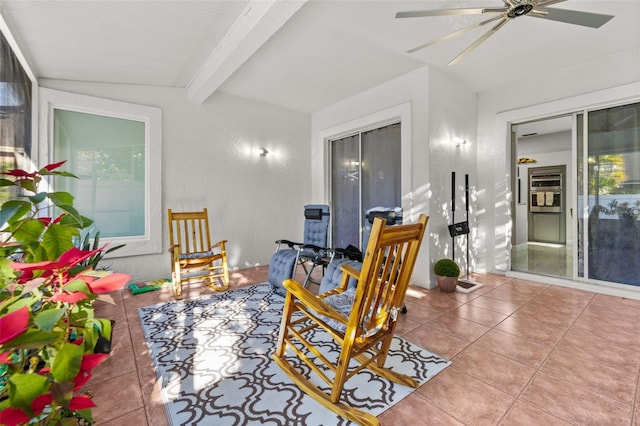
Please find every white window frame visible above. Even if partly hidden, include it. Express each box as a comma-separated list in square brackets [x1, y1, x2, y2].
[38, 88, 162, 257]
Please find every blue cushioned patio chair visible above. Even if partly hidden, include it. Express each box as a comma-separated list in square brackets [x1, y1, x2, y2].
[268, 204, 335, 296]
[362, 206, 403, 250]
[168, 208, 229, 299]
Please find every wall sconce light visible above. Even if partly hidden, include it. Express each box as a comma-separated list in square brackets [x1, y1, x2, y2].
[259, 148, 269, 157]
[456, 139, 468, 147]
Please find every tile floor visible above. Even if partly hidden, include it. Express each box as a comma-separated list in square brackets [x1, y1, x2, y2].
[88, 266, 640, 425]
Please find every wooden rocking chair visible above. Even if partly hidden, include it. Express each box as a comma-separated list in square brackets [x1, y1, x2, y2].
[273, 214, 429, 425]
[167, 208, 229, 299]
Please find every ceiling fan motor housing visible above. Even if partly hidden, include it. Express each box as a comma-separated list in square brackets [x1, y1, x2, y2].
[508, 0, 536, 18]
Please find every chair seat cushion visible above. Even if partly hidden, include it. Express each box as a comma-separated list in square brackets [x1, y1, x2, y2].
[179, 250, 218, 260]
[321, 287, 357, 333]
[268, 249, 299, 297]
[318, 258, 362, 294]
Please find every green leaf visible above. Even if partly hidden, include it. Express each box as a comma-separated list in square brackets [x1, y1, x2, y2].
[0, 200, 32, 229]
[51, 342, 83, 383]
[42, 170, 78, 179]
[1, 328, 59, 350]
[2, 294, 40, 313]
[47, 191, 74, 206]
[8, 372, 50, 413]
[17, 179, 36, 193]
[27, 192, 47, 205]
[41, 224, 79, 260]
[59, 213, 93, 229]
[34, 307, 66, 332]
[54, 205, 85, 227]
[94, 318, 112, 341]
[0, 178, 17, 187]
[12, 219, 45, 246]
[82, 324, 99, 353]
[63, 279, 91, 294]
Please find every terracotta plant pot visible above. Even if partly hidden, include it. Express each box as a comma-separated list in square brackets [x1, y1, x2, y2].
[436, 275, 458, 293]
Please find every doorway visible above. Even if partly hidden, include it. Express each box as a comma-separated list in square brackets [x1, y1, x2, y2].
[511, 115, 573, 279]
[511, 101, 640, 287]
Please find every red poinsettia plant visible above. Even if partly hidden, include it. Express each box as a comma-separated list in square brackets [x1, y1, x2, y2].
[0, 161, 130, 425]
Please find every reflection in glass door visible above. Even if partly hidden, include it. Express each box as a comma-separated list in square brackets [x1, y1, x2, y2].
[578, 102, 640, 286]
[330, 123, 401, 250]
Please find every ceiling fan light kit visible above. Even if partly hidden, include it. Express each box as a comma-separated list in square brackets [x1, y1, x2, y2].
[396, 0, 614, 65]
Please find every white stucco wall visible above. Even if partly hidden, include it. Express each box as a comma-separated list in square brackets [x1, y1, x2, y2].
[38, 79, 311, 282]
[311, 66, 477, 287]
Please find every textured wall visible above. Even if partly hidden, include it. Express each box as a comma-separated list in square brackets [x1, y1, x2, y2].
[312, 66, 478, 287]
[39, 80, 311, 282]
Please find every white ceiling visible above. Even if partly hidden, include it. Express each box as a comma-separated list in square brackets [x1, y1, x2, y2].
[1, 0, 638, 113]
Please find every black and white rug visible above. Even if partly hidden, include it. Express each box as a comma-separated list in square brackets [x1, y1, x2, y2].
[138, 283, 450, 425]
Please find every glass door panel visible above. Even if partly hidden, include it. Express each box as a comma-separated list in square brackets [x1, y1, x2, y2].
[330, 123, 401, 249]
[584, 102, 640, 286]
[331, 134, 360, 249]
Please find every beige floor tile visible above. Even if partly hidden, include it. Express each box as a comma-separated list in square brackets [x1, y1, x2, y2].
[453, 345, 536, 396]
[427, 312, 491, 342]
[482, 285, 542, 304]
[378, 392, 464, 425]
[85, 371, 145, 424]
[494, 315, 567, 346]
[451, 303, 508, 328]
[558, 329, 640, 373]
[403, 298, 449, 323]
[499, 400, 572, 425]
[417, 367, 514, 425]
[521, 372, 632, 425]
[405, 324, 469, 359]
[474, 329, 553, 368]
[96, 407, 148, 426]
[541, 348, 637, 404]
[467, 295, 524, 316]
[90, 344, 138, 384]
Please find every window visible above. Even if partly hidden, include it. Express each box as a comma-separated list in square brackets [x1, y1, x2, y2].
[39, 88, 162, 257]
[0, 29, 32, 204]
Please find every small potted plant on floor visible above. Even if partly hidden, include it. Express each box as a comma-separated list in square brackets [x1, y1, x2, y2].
[433, 258, 460, 293]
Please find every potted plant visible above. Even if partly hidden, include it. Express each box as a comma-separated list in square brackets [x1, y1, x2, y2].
[433, 258, 460, 293]
[0, 161, 130, 425]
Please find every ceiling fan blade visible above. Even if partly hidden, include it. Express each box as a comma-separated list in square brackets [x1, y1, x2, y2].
[449, 17, 511, 65]
[536, 0, 567, 7]
[396, 7, 506, 19]
[407, 15, 504, 53]
[530, 7, 614, 28]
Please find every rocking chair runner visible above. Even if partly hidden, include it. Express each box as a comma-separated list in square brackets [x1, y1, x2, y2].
[167, 208, 229, 299]
[273, 214, 429, 426]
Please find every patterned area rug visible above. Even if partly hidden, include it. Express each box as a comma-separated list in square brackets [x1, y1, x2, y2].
[138, 283, 450, 425]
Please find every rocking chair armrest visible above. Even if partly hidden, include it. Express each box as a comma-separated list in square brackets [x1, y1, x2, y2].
[210, 240, 227, 250]
[169, 244, 181, 255]
[283, 278, 348, 325]
[336, 263, 361, 292]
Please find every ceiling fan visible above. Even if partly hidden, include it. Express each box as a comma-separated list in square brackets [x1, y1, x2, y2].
[396, 0, 614, 65]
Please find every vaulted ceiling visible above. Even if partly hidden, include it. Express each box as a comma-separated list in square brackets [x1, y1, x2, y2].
[1, 0, 638, 113]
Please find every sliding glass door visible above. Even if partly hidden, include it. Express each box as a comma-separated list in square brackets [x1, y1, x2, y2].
[330, 123, 401, 249]
[512, 101, 640, 288]
[577, 102, 640, 286]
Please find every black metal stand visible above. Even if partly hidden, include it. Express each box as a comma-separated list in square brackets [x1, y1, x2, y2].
[448, 172, 483, 293]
